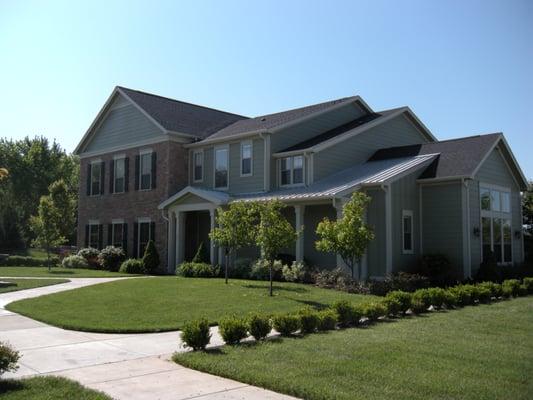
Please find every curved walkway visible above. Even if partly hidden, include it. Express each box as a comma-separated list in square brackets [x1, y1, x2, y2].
[0, 277, 297, 400]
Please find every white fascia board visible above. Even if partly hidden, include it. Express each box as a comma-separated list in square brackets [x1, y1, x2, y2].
[185, 131, 264, 148]
[158, 186, 229, 210]
[78, 136, 188, 159]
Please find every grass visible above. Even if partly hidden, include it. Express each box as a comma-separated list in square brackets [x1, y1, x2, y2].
[175, 297, 533, 400]
[0, 266, 136, 278]
[6, 248, 49, 259]
[6, 277, 372, 333]
[0, 278, 69, 294]
[0, 376, 111, 399]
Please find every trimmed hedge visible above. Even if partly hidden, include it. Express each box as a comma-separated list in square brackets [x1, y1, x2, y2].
[273, 314, 301, 336]
[181, 318, 211, 351]
[176, 262, 220, 278]
[219, 316, 248, 345]
[0, 255, 59, 267]
[248, 314, 272, 340]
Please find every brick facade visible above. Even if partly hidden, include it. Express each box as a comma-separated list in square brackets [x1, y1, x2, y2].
[77, 140, 188, 271]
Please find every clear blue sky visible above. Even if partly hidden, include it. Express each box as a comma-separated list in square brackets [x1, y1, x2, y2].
[1, 0, 532, 179]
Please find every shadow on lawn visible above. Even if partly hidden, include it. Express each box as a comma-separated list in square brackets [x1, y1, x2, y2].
[47, 270, 75, 275]
[0, 379, 24, 395]
[242, 284, 309, 294]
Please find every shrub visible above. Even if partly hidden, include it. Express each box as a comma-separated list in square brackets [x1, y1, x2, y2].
[61, 255, 88, 269]
[181, 318, 211, 351]
[461, 284, 480, 303]
[298, 308, 320, 334]
[385, 291, 412, 315]
[332, 300, 361, 327]
[426, 287, 447, 309]
[382, 296, 402, 316]
[219, 316, 248, 345]
[475, 285, 492, 303]
[503, 279, 521, 297]
[412, 289, 432, 309]
[477, 282, 502, 299]
[518, 284, 528, 296]
[449, 285, 473, 306]
[250, 259, 283, 281]
[2, 255, 59, 267]
[229, 258, 252, 279]
[119, 259, 146, 274]
[142, 240, 160, 274]
[443, 290, 459, 308]
[523, 277, 533, 293]
[316, 309, 337, 331]
[248, 314, 271, 340]
[77, 247, 101, 268]
[176, 262, 219, 278]
[368, 272, 429, 296]
[0, 341, 20, 376]
[501, 285, 513, 299]
[360, 301, 388, 322]
[272, 314, 301, 336]
[314, 268, 368, 294]
[282, 261, 308, 283]
[410, 298, 428, 314]
[98, 246, 126, 272]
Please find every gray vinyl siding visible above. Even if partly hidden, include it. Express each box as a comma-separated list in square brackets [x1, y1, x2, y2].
[365, 189, 386, 277]
[421, 182, 464, 275]
[85, 95, 163, 152]
[469, 148, 523, 272]
[270, 103, 365, 153]
[303, 204, 337, 268]
[313, 114, 430, 182]
[391, 173, 420, 272]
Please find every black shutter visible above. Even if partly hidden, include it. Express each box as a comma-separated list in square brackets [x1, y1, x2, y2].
[85, 224, 89, 247]
[151, 152, 157, 189]
[123, 223, 128, 254]
[124, 157, 129, 192]
[109, 160, 115, 194]
[150, 222, 155, 242]
[134, 155, 140, 190]
[108, 224, 113, 246]
[133, 222, 138, 258]
[98, 224, 103, 249]
[86, 164, 92, 195]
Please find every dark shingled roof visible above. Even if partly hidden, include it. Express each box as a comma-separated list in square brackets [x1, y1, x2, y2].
[118, 87, 247, 138]
[204, 96, 359, 141]
[369, 133, 502, 179]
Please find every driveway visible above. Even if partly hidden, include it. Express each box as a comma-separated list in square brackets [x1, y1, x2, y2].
[0, 277, 297, 400]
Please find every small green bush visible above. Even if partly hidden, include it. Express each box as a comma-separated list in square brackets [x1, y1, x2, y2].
[61, 255, 88, 269]
[250, 259, 283, 281]
[98, 246, 126, 272]
[410, 298, 428, 314]
[316, 309, 337, 331]
[2, 255, 59, 267]
[119, 259, 146, 274]
[181, 318, 211, 351]
[449, 285, 473, 306]
[385, 291, 412, 315]
[443, 290, 459, 308]
[176, 262, 219, 278]
[0, 341, 20, 376]
[502, 285, 513, 299]
[426, 287, 447, 309]
[412, 289, 432, 309]
[332, 300, 361, 327]
[77, 248, 101, 268]
[475, 285, 492, 303]
[382, 296, 402, 316]
[219, 316, 248, 345]
[503, 279, 521, 297]
[477, 282, 502, 299]
[282, 261, 309, 283]
[142, 240, 160, 274]
[361, 301, 388, 322]
[298, 308, 320, 334]
[247, 314, 271, 340]
[523, 277, 533, 293]
[273, 314, 301, 336]
[518, 284, 528, 296]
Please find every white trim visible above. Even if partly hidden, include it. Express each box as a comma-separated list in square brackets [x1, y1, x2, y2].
[137, 217, 152, 223]
[279, 154, 305, 188]
[88, 219, 100, 225]
[171, 202, 215, 213]
[89, 158, 102, 164]
[240, 140, 253, 177]
[192, 149, 204, 183]
[111, 218, 124, 224]
[159, 186, 230, 210]
[78, 136, 188, 159]
[113, 153, 126, 160]
[213, 144, 229, 190]
[139, 148, 153, 155]
[402, 209, 414, 255]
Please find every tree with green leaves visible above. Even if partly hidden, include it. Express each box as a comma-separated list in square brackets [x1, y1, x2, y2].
[254, 200, 298, 296]
[30, 196, 66, 271]
[142, 239, 160, 274]
[48, 179, 77, 244]
[315, 191, 375, 280]
[523, 181, 533, 230]
[210, 201, 257, 284]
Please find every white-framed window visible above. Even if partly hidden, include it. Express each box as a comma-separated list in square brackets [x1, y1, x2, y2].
[280, 155, 304, 186]
[88, 221, 100, 249]
[402, 210, 414, 254]
[111, 219, 125, 248]
[480, 184, 512, 264]
[113, 156, 126, 194]
[193, 150, 203, 182]
[214, 145, 229, 189]
[139, 150, 152, 191]
[90, 160, 102, 196]
[137, 218, 152, 257]
[240, 141, 253, 177]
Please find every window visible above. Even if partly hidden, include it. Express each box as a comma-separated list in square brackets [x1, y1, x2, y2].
[480, 185, 512, 264]
[89, 222, 100, 249]
[193, 151, 203, 182]
[112, 222, 124, 248]
[90, 162, 102, 195]
[240, 141, 252, 176]
[402, 210, 413, 254]
[114, 157, 125, 193]
[138, 220, 151, 256]
[280, 155, 304, 186]
[214, 146, 228, 189]
[140, 152, 152, 190]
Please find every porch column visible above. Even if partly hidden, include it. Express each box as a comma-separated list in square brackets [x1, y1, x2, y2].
[294, 205, 305, 262]
[209, 208, 216, 265]
[167, 211, 176, 273]
[175, 211, 185, 267]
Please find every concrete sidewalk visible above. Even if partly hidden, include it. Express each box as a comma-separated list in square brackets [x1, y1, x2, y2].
[0, 277, 297, 400]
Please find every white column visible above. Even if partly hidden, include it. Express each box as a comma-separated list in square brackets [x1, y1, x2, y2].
[294, 205, 305, 262]
[175, 211, 185, 267]
[167, 211, 176, 273]
[209, 208, 216, 265]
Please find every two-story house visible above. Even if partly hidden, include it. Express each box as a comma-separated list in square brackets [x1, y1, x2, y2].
[75, 86, 528, 279]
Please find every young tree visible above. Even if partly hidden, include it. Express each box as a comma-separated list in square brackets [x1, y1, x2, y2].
[142, 239, 160, 274]
[30, 196, 66, 271]
[48, 179, 77, 243]
[255, 200, 298, 296]
[315, 191, 374, 280]
[209, 201, 257, 284]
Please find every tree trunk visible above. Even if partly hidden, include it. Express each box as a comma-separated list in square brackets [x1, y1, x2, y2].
[224, 250, 229, 284]
[269, 260, 273, 297]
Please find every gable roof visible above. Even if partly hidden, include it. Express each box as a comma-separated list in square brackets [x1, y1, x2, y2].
[369, 133, 528, 189]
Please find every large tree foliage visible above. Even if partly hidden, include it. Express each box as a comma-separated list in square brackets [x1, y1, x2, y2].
[0, 136, 78, 250]
[523, 181, 533, 230]
[315, 191, 374, 280]
[210, 201, 257, 283]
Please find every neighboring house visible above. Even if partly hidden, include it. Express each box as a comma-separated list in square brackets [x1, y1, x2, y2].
[75, 87, 529, 279]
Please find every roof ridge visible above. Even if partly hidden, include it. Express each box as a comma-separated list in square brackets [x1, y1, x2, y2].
[433, 132, 502, 144]
[251, 96, 359, 119]
[117, 86, 248, 119]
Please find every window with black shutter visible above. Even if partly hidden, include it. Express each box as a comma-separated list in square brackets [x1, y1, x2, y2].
[124, 157, 130, 192]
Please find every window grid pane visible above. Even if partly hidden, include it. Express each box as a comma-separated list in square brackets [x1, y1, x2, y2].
[215, 148, 228, 188]
[140, 153, 152, 190]
[113, 223, 123, 248]
[293, 156, 303, 184]
[194, 153, 203, 181]
[91, 163, 101, 195]
[114, 159, 125, 193]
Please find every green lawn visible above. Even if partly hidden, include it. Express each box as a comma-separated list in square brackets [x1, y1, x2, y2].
[0, 266, 136, 278]
[0, 376, 111, 400]
[175, 297, 533, 400]
[6, 277, 372, 333]
[0, 278, 69, 294]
